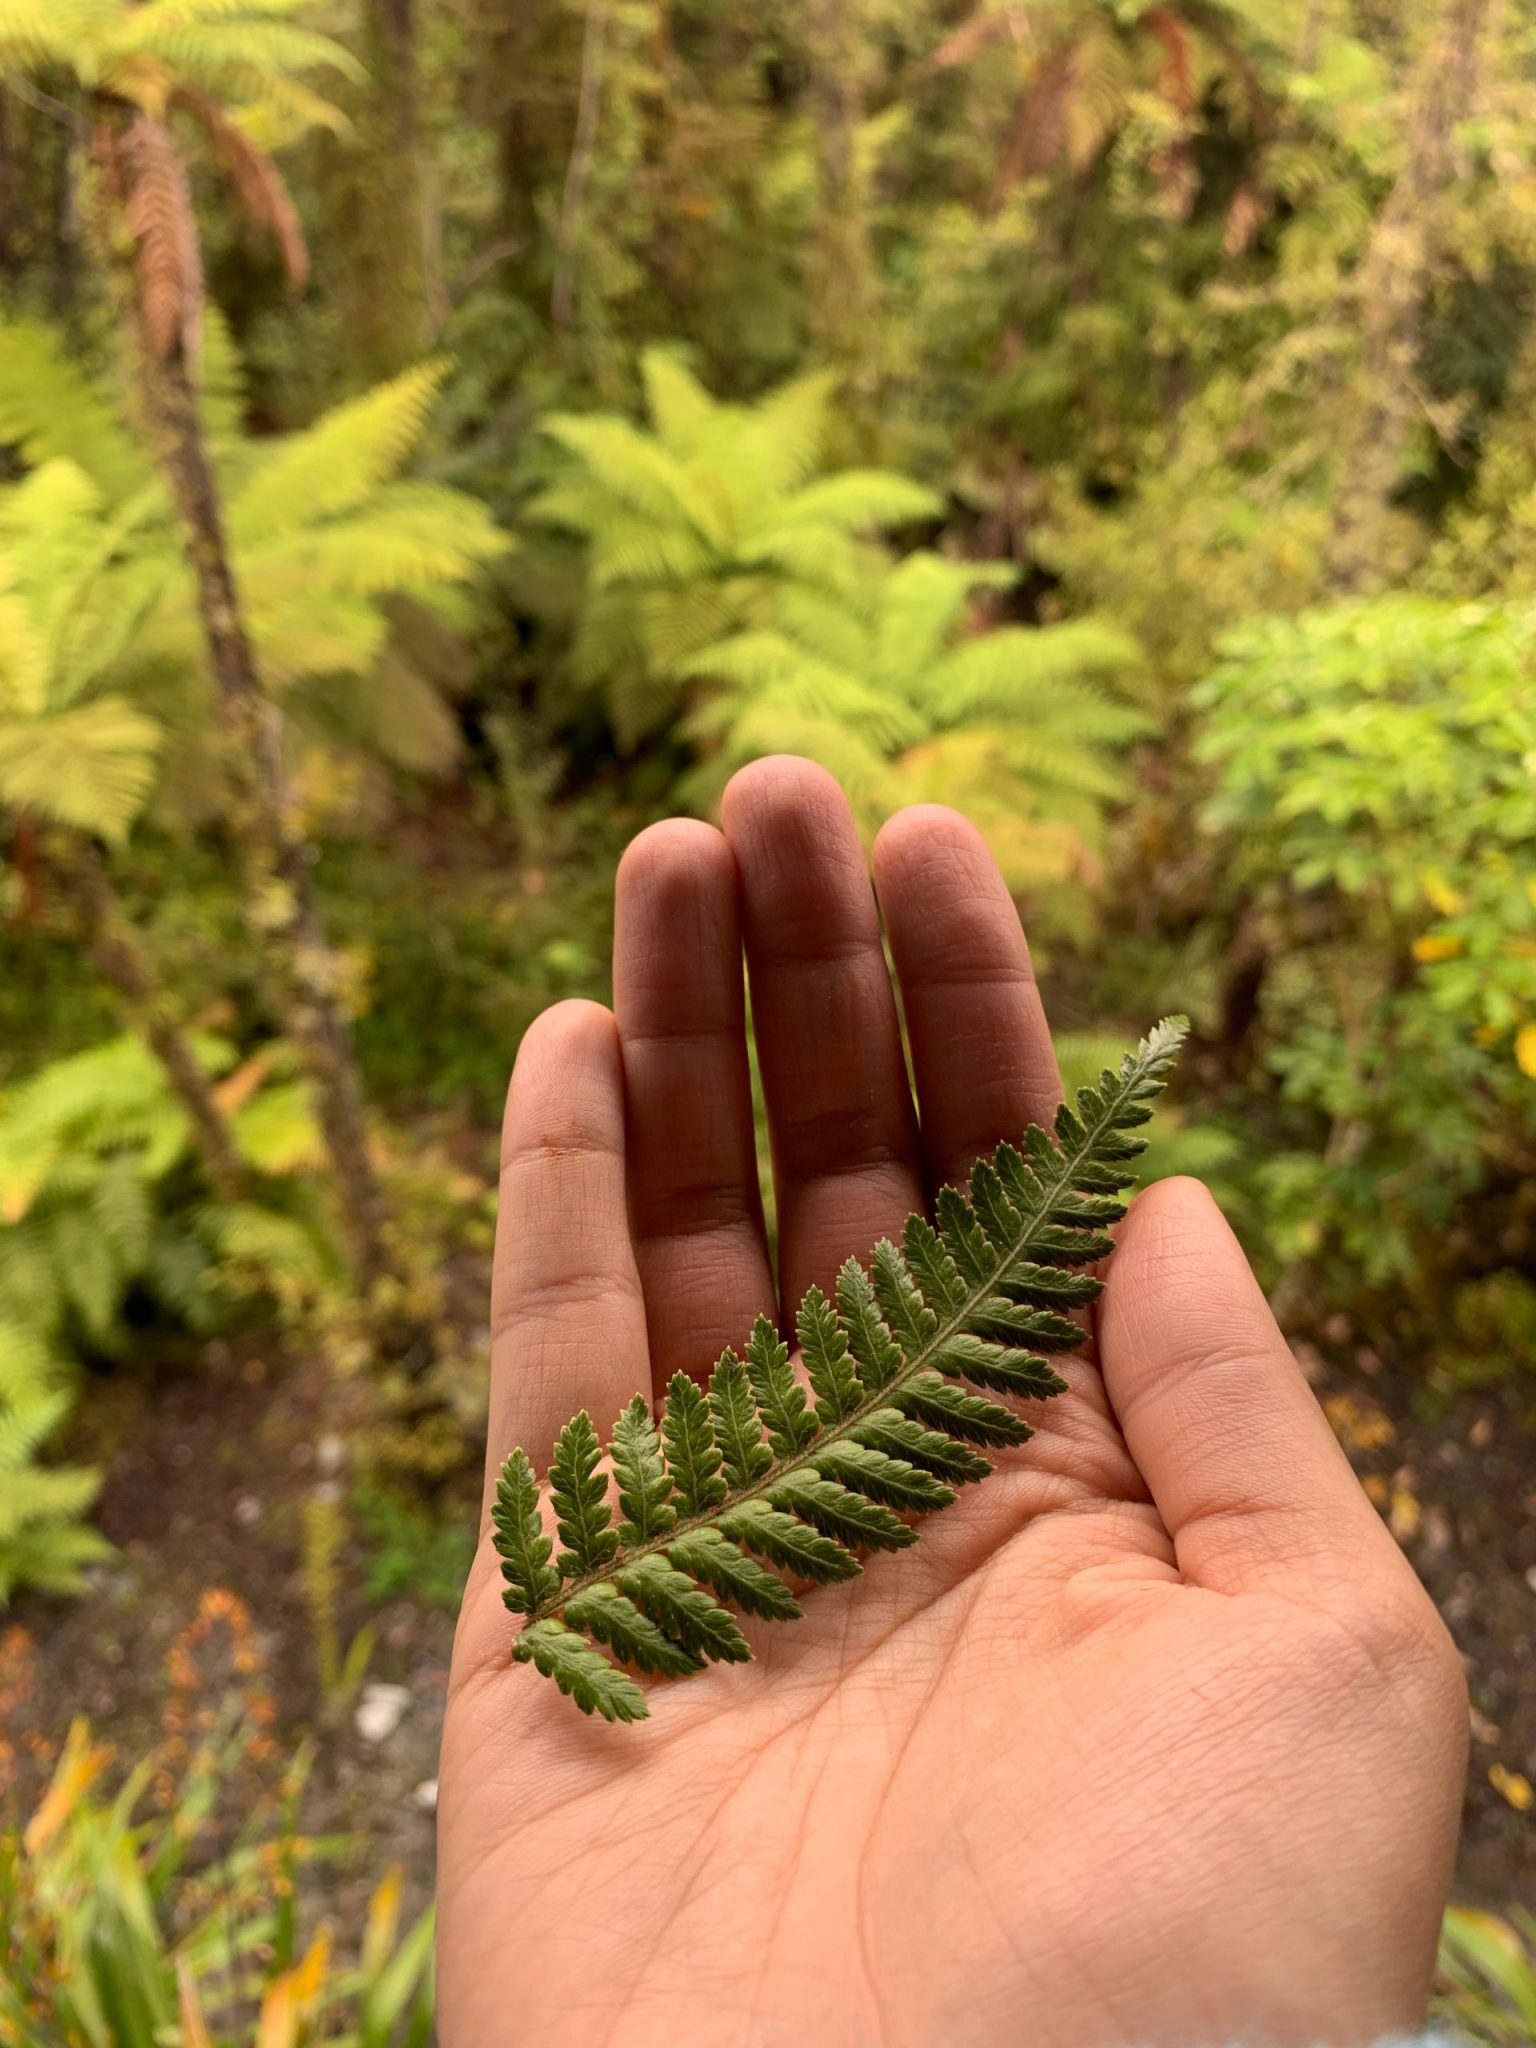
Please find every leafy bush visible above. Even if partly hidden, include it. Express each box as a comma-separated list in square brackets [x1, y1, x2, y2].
[0, 1030, 338, 1605]
[1195, 597, 1536, 1303]
[0, 1032, 332, 1358]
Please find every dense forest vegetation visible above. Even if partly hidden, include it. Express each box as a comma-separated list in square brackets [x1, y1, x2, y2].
[0, 0, 1534, 2036]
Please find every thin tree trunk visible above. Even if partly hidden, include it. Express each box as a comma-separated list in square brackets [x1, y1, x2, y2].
[1327, 0, 1496, 589]
[61, 841, 247, 1203]
[550, 0, 609, 330]
[340, 0, 428, 381]
[136, 341, 396, 1292]
[804, 0, 874, 375]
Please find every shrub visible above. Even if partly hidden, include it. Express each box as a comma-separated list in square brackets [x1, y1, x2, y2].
[1195, 596, 1536, 1309]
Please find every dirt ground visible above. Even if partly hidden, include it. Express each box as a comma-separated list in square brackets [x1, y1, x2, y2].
[11, 1322, 1535, 1943]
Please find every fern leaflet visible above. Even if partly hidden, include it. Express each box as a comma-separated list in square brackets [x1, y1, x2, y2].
[495, 1017, 1187, 1721]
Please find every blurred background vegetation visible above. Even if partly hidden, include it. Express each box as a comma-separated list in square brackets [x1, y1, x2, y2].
[0, 0, 1533, 2036]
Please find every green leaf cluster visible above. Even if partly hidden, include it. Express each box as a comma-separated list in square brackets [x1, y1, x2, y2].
[0, 316, 508, 841]
[495, 1017, 1185, 1721]
[0, 1031, 332, 1361]
[1195, 596, 1536, 1287]
[535, 347, 1149, 896]
[0, 1320, 108, 1603]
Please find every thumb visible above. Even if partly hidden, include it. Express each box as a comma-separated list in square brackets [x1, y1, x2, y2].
[1097, 1177, 1400, 1599]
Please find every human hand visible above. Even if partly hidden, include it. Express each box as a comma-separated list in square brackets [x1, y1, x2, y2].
[438, 757, 1467, 2048]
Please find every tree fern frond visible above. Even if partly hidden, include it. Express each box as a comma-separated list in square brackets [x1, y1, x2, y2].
[639, 350, 719, 461]
[0, 319, 147, 504]
[770, 471, 942, 537]
[924, 622, 1144, 722]
[0, 0, 117, 74]
[0, 696, 161, 840]
[873, 553, 1016, 684]
[0, 1318, 104, 1604]
[228, 361, 449, 542]
[496, 1019, 1188, 1719]
[585, 518, 713, 592]
[731, 522, 866, 597]
[247, 485, 506, 598]
[727, 368, 837, 501]
[541, 414, 727, 547]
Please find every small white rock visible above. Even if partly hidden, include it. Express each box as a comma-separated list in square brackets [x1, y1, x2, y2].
[234, 1495, 263, 1528]
[354, 1682, 412, 1745]
[412, 1776, 438, 1813]
[315, 1432, 347, 1476]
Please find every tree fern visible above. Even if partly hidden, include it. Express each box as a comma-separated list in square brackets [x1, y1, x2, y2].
[531, 345, 937, 746]
[679, 550, 1149, 898]
[495, 1018, 1185, 1721]
[536, 353, 1147, 885]
[0, 320, 507, 789]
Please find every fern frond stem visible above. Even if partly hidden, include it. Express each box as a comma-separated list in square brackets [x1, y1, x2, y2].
[529, 1060, 1137, 1621]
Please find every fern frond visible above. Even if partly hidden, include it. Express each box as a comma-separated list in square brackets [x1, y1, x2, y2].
[497, 1018, 1187, 1720]
[228, 361, 448, 541]
[0, 1319, 105, 1604]
[0, 0, 117, 74]
[0, 319, 147, 504]
[769, 471, 942, 536]
[0, 696, 161, 840]
[541, 414, 727, 547]
[639, 350, 719, 461]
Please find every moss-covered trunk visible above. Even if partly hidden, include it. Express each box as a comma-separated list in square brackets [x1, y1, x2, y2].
[136, 336, 395, 1293]
[60, 841, 248, 1204]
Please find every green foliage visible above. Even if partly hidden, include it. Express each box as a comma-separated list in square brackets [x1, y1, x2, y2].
[536, 349, 1148, 893]
[0, 1322, 109, 1605]
[0, 1708, 435, 2048]
[0, 318, 508, 809]
[0, 0, 359, 134]
[356, 1481, 476, 1610]
[1195, 598, 1536, 1291]
[0, 1031, 332, 1359]
[679, 547, 1149, 897]
[495, 1018, 1185, 1721]
[1437, 1906, 1536, 2047]
[531, 347, 938, 746]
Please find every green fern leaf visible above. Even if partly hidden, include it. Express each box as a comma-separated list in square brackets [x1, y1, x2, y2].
[707, 1350, 774, 1489]
[661, 1371, 727, 1517]
[495, 1018, 1187, 1719]
[511, 1618, 647, 1723]
[562, 1583, 703, 1678]
[796, 1285, 861, 1421]
[492, 1448, 560, 1614]
[549, 1411, 620, 1578]
[611, 1393, 677, 1543]
[615, 1556, 751, 1665]
[744, 1313, 817, 1457]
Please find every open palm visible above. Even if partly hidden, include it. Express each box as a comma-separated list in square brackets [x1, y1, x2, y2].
[439, 757, 1466, 2048]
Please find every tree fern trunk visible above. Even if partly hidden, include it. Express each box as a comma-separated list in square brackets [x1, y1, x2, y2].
[61, 841, 247, 1205]
[320, 0, 429, 382]
[804, 0, 875, 379]
[135, 338, 395, 1294]
[1327, 0, 1496, 589]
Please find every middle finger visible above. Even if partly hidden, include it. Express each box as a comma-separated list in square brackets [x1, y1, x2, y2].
[721, 756, 925, 1314]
